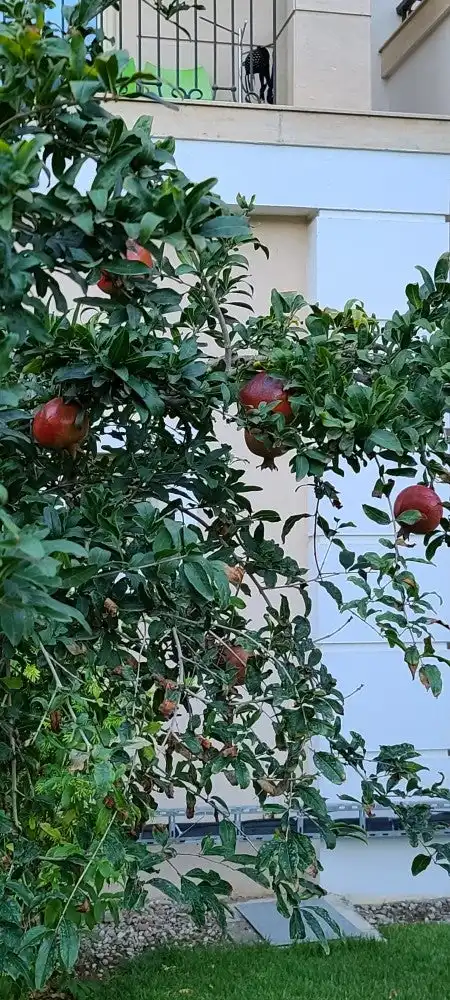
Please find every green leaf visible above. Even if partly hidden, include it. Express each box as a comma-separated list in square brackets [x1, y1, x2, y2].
[313, 751, 346, 785]
[59, 918, 80, 971]
[368, 429, 403, 454]
[419, 664, 442, 698]
[118, 371, 164, 416]
[289, 907, 306, 941]
[282, 513, 309, 542]
[34, 935, 56, 990]
[200, 215, 250, 239]
[411, 853, 432, 876]
[93, 148, 139, 192]
[415, 265, 434, 294]
[182, 560, 214, 601]
[139, 212, 164, 242]
[149, 878, 184, 903]
[219, 819, 237, 856]
[319, 580, 342, 606]
[43, 539, 87, 557]
[397, 509, 422, 525]
[73, 211, 94, 235]
[302, 908, 330, 954]
[70, 80, 100, 104]
[295, 455, 309, 481]
[338, 548, 355, 569]
[362, 504, 391, 525]
[308, 904, 342, 939]
[434, 253, 450, 284]
[20, 925, 51, 951]
[0, 607, 29, 646]
[105, 258, 152, 276]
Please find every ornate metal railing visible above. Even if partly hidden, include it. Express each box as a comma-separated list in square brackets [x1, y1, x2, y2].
[109, 0, 280, 105]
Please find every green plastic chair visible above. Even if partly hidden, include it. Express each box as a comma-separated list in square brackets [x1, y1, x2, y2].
[119, 58, 213, 102]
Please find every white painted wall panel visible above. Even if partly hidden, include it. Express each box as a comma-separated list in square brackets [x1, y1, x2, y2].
[314, 212, 449, 314]
[320, 836, 450, 901]
[171, 140, 450, 217]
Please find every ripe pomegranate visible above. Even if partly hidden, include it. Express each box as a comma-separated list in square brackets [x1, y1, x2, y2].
[98, 242, 152, 297]
[126, 239, 153, 269]
[160, 699, 177, 719]
[239, 371, 292, 421]
[97, 271, 123, 298]
[244, 429, 285, 470]
[220, 645, 249, 686]
[394, 484, 443, 535]
[32, 398, 89, 455]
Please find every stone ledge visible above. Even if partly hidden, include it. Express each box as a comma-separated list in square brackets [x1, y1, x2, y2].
[380, 0, 450, 78]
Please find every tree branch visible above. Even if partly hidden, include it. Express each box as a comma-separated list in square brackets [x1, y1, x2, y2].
[204, 278, 232, 373]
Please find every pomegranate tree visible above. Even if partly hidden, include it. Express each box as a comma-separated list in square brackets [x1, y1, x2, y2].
[1, 2, 450, 993]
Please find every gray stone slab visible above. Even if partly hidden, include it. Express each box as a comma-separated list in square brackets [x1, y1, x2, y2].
[235, 895, 382, 946]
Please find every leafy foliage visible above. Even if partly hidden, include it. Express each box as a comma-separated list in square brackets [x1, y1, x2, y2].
[0, 1, 450, 994]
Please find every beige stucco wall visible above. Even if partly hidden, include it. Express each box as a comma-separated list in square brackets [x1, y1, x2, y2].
[286, 1, 371, 111]
[159, 214, 311, 813]
[379, 0, 450, 115]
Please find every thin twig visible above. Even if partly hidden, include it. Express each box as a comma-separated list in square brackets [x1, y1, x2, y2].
[172, 628, 185, 686]
[344, 683, 364, 701]
[204, 278, 232, 373]
[39, 641, 91, 751]
[6, 663, 19, 829]
[316, 617, 352, 644]
[247, 570, 276, 612]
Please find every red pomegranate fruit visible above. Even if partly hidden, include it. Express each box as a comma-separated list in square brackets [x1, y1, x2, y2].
[97, 272, 122, 298]
[220, 645, 249, 686]
[98, 242, 152, 296]
[393, 484, 443, 535]
[126, 239, 153, 269]
[239, 371, 292, 421]
[160, 699, 177, 719]
[244, 429, 285, 470]
[32, 398, 89, 454]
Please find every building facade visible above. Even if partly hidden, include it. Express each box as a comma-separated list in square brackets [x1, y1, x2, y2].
[99, 1, 450, 900]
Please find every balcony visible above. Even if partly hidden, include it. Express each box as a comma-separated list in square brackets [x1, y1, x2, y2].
[105, 0, 284, 105]
[102, 0, 372, 113]
[378, 0, 450, 115]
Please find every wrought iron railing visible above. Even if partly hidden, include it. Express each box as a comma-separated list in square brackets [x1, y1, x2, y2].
[108, 0, 282, 105]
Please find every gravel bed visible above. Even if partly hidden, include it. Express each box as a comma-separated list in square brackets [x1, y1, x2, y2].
[71, 896, 450, 981]
[77, 900, 224, 979]
[356, 897, 450, 926]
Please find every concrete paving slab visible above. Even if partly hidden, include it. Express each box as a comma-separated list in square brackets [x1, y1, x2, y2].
[235, 894, 382, 945]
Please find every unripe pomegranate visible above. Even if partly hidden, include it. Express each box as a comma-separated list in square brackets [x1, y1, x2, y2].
[220, 645, 249, 686]
[239, 372, 292, 421]
[244, 429, 285, 470]
[394, 484, 443, 535]
[32, 398, 89, 454]
[126, 239, 153, 269]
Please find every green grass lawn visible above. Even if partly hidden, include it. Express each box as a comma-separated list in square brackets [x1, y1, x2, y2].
[87, 924, 450, 1000]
